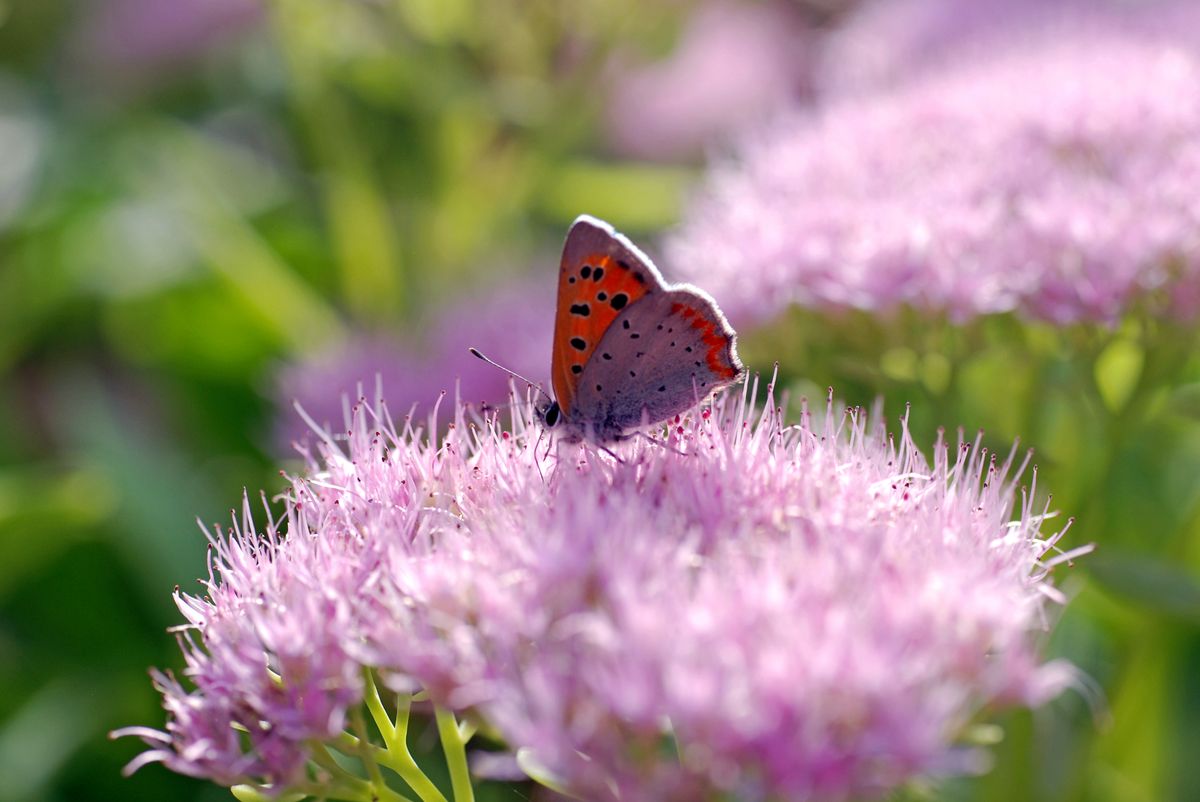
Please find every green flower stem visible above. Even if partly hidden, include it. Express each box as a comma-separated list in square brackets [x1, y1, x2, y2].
[231, 785, 306, 802]
[351, 707, 395, 797]
[310, 742, 412, 802]
[396, 692, 413, 736]
[233, 780, 371, 802]
[358, 671, 452, 802]
[364, 668, 398, 743]
[332, 716, 449, 802]
[380, 725, 451, 800]
[242, 673, 470, 802]
[435, 706, 475, 802]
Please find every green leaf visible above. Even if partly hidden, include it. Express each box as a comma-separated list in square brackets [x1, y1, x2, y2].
[919, 351, 952, 395]
[1094, 337, 1144, 412]
[1087, 552, 1200, 624]
[1166, 383, 1200, 420]
[880, 347, 918, 382]
[0, 465, 115, 597]
[535, 161, 692, 232]
[0, 677, 109, 801]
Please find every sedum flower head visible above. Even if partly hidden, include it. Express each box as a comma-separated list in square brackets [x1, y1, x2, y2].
[120, 381, 1084, 801]
[818, 0, 1200, 94]
[604, 0, 814, 162]
[668, 33, 1200, 327]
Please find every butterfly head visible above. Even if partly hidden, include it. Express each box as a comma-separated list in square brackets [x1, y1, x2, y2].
[535, 397, 621, 444]
[536, 399, 562, 429]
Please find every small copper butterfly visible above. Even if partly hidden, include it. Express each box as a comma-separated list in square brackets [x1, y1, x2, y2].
[474, 215, 744, 444]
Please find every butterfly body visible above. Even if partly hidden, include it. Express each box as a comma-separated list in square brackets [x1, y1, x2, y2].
[542, 216, 743, 444]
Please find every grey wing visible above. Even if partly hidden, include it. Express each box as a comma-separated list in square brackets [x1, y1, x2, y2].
[560, 215, 670, 291]
[573, 288, 745, 433]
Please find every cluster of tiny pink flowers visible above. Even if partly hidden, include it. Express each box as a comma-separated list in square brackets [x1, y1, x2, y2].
[817, 0, 1200, 94]
[121, 381, 1084, 801]
[668, 32, 1200, 327]
[603, 0, 814, 161]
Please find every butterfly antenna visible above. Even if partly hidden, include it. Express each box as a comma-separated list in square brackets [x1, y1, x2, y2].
[468, 348, 552, 402]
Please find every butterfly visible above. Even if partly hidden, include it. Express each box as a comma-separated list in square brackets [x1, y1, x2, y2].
[474, 215, 744, 444]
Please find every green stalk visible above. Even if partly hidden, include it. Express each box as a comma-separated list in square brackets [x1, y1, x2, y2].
[351, 707, 400, 800]
[434, 706, 475, 802]
[234, 778, 382, 802]
[364, 669, 398, 743]
[361, 672, 451, 802]
[309, 743, 410, 802]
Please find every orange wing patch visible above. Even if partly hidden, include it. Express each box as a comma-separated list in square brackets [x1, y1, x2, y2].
[552, 252, 653, 414]
[672, 302, 741, 381]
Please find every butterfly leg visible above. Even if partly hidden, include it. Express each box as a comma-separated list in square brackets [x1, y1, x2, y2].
[631, 431, 689, 457]
[597, 444, 626, 464]
[541, 428, 559, 468]
[531, 428, 548, 484]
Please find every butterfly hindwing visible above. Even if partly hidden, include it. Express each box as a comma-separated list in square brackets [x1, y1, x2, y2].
[551, 216, 663, 416]
[573, 288, 743, 432]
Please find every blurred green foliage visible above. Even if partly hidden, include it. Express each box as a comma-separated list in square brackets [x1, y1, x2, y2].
[1, 1, 1198, 802]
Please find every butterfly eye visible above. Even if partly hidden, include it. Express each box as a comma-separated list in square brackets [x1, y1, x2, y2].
[543, 402, 561, 427]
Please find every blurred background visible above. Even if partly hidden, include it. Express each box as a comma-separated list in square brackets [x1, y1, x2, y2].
[1, 1, 1198, 801]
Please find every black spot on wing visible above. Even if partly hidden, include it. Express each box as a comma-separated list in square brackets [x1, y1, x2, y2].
[570, 303, 590, 317]
[570, 337, 587, 351]
[592, 267, 604, 281]
[571, 365, 583, 375]
[602, 352, 612, 360]
[581, 266, 592, 278]
[598, 292, 608, 301]
[622, 320, 630, 329]
[610, 293, 628, 310]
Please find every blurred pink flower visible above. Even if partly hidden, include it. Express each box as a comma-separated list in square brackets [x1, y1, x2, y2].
[73, 0, 262, 78]
[272, 278, 553, 449]
[669, 34, 1200, 327]
[605, 1, 814, 161]
[123, 380, 1086, 800]
[818, 0, 1200, 94]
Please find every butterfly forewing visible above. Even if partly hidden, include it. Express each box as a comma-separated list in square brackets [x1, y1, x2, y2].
[551, 216, 663, 416]
[573, 289, 744, 432]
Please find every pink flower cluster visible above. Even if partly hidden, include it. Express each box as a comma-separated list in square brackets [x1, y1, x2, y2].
[122, 380, 1084, 800]
[669, 32, 1200, 326]
[818, 0, 1200, 94]
[604, 1, 814, 162]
